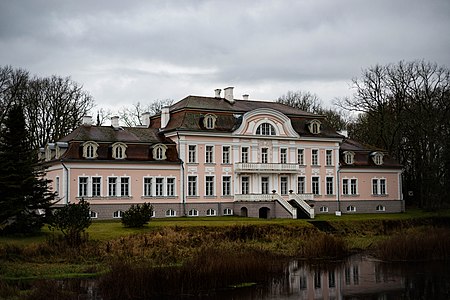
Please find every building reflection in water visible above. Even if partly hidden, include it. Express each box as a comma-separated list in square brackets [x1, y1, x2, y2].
[278, 255, 404, 299]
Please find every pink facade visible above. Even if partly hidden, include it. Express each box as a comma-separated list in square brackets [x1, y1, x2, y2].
[43, 88, 403, 219]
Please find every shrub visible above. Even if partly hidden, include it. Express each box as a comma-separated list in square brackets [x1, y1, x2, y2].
[48, 199, 91, 246]
[121, 203, 153, 228]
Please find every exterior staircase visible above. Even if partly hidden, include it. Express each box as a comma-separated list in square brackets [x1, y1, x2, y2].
[289, 192, 315, 219]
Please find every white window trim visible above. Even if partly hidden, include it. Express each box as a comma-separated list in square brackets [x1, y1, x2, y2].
[78, 176, 89, 197]
[112, 142, 128, 159]
[376, 205, 386, 212]
[280, 148, 288, 164]
[312, 176, 320, 195]
[326, 149, 333, 166]
[297, 176, 306, 194]
[311, 149, 319, 166]
[107, 176, 131, 197]
[222, 145, 231, 164]
[165, 209, 177, 217]
[203, 114, 217, 129]
[223, 208, 233, 216]
[205, 175, 216, 197]
[371, 152, 384, 165]
[308, 119, 322, 134]
[188, 208, 199, 217]
[320, 206, 329, 212]
[342, 177, 359, 196]
[166, 177, 176, 197]
[325, 176, 334, 195]
[297, 148, 305, 165]
[206, 208, 217, 216]
[82, 141, 99, 159]
[346, 205, 356, 212]
[188, 144, 197, 163]
[143, 177, 153, 197]
[222, 175, 232, 196]
[91, 176, 102, 197]
[113, 210, 124, 218]
[187, 175, 198, 197]
[344, 151, 355, 165]
[205, 144, 215, 164]
[89, 211, 98, 219]
[255, 121, 277, 136]
[155, 177, 165, 197]
[372, 177, 387, 196]
[120, 176, 131, 197]
[152, 143, 168, 161]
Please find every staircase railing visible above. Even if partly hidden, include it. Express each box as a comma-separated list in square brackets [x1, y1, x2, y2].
[289, 192, 315, 219]
[272, 193, 297, 219]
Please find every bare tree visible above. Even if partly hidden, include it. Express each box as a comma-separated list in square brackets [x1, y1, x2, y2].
[339, 60, 450, 208]
[117, 99, 173, 127]
[0, 66, 29, 126]
[95, 108, 113, 126]
[277, 90, 323, 113]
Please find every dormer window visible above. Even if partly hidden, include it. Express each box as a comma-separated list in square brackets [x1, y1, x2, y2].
[256, 123, 276, 136]
[55, 145, 60, 159]
[343, 151, 355, 165]
[82, 141, 99, 159]
[203, 114, 217, 129]
[45, 145, 52, 161]
[153, 144, 168, 160]
[308, 119, 321, 134]
[112, 142, 127, 159]
[371, 152, 384, 165]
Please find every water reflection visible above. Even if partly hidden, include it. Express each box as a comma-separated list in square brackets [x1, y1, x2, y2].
[271, 254, 450, 300]
[22, 255, 450, 299]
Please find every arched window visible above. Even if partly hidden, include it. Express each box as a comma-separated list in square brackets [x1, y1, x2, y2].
[165, 209, 176, 217]
[343, 151, 355, 165]
[83, 141, 99, 159]
[188, 209, 199, 216]
[308, 119, 322, 134]
[372, 152, 384, 165]
[319, 206, 329, 212]
[113, 210, 123, 218]
[376, 205, 385, 212]
[206, 208, 216, 216]
[152, 144, 168, 160]
[346, 205, 356, 212]
[223, 208, 233, 215]
[256, 123, 276, 136]
[203, 114, 217, 129]
[112, 142, 127, 159]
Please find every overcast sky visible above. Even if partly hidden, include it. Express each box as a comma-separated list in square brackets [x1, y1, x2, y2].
[1, 0, 449, 112]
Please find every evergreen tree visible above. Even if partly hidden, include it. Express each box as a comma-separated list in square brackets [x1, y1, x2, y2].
[0, 104, 54, 234]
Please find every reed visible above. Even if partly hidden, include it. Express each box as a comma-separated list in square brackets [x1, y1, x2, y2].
[375, 227, 450, 261]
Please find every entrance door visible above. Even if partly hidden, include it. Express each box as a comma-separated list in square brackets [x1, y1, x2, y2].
[259, 207, 270, 219]
[240, 207, 248, 217]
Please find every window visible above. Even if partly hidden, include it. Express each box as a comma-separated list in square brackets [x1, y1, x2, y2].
[372, 178, 387, 195]
[112, 142, 127, 159]
[55, 176, 60, 196]
[326, 177, 333, 195]
[261, 177, 269, 194]
[343, 178, 357, 195]
[155, 178, 164, 196]
[372, 152, 384, 165]
[203, 114, 217, 129]
[113, 210, 123, 218]
[188, 209, 199, 217]
[206, 208, 216, 216]
[205, 145, 214, 163]
[108, 177, 117, 196]
[83, 141, 99, 159]
[256, 123, 276, 135]
[329, 271, 336, 288]
[376, 205, 386, 211]
[314, 271, 321, 289]
[297, 176, 305, 194]
[347, 205, 356, 212]
[188, 145, 196, 163]
[241, 147, 249, 163]
[326, 150, 333, 166]
[312, 149, 319, 165]
[205, 176, 215, 196]
[344, 151, 354, 165]
[79, 177, 88, 197]
[261, 148, 268, 163]
[89, 211, 98, 219]
[241, 176, 249, 194]
[312, 176, 320, 195]
[166, 209, 176, 217]
[297, 149, 304, 165]
[153, 144, 167, 160]
[308, 120, 321, 134]
[222, 146, 230, 164]
[320, 206, 329, 212]
[167, 178, 175, 196]
[280, 176, 288, 195]
[223, 208, 233, 215]
[222, 176, 231, 196]
[144, 178, 152, 197]
[188, 176, 197, 196]
[92, 177, 101, 197]
[353, 265, 359, 285]
[121, 177, 130, 196]
[280, 148, 287, 164]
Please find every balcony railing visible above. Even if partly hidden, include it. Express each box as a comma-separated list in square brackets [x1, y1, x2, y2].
[235, 163, 301, 173]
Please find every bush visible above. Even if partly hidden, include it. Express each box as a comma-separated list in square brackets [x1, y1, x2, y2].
[48, 199, 91, 246]
[121, 203, 153, 228]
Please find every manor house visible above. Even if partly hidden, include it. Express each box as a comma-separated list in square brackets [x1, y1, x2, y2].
[42, 87, 404, 219]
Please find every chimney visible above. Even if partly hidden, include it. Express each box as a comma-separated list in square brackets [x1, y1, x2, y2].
[142, 112, 151, 127]
[111, 116, 120, 128]
[214, 89, 222, 98]
[242, 94, 249, 100]
[338, 130, 348, 138]
[224, 87, 235, 104]
[82, 116, 93, 126]
[161, 107, 170, 128]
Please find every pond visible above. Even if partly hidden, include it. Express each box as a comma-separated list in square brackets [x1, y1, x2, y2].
[22, 254, 450, 299]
